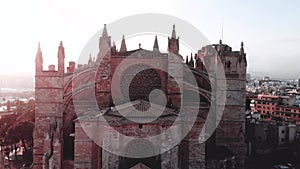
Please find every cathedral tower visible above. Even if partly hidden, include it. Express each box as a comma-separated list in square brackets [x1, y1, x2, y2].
[33, 42, 65, 169]
[198, 40, 247, 168]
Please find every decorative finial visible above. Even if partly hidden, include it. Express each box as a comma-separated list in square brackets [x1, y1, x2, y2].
[120, 35, 127, 52]
[240, 41, 244, 54]
[88, 53, 92, 65]
[102, 24, 108, 36]
[172, 24, 176, 38]
[37, 42, 42, 54]
[139, 43, 141, 49]
[37, 42, 41, 53]
[36, 41, 43, 66]
[185, 55, 189, 64]
[153, 35, 159, 51]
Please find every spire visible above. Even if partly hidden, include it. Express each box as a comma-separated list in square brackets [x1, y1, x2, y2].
[240, 41, 244, 54]
[120, 35, 127, 52]
[185, 55, 189, 64]
[97, 24, 111, 60]
[88, 53, 93, 65]
[38, 42, 41, 51]
[153, 35, 159, 52]
[35, 42, 42, 62]
[168, 25, 179, 54]
[189, 53, 194, 68]
[57, 41, 65, 74]
[58, 41, 65, 58]
[102, 24, 108, 37]
[35, 42, 43, 72]
[172, 24, 176, 38]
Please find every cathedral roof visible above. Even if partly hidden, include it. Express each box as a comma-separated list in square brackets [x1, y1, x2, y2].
[105, 100, 177, 118]
[112, 48, 167, 58]
[75, 100, 178, 125]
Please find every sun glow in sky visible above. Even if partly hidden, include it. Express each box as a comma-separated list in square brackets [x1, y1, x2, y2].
[0, 0, 299, 78]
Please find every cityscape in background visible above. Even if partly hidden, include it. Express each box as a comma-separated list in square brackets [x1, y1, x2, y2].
[0, 1, 299, 169]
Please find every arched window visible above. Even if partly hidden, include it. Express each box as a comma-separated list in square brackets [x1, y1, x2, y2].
[226, 61, 231, 69]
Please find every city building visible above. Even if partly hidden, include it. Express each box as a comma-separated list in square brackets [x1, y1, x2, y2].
[246, 118, 300, 155]
[250, 94, 300, 123]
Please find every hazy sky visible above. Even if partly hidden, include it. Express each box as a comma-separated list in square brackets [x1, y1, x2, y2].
[0, 0, 299, 78]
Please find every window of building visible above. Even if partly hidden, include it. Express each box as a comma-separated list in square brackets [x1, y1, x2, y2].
[226, 61, 231, 69]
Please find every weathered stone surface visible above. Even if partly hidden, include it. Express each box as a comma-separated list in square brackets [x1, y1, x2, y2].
[216, 90, 245, 106]
[34, 27, 247, 168]
[216, 78, 245, 91]
[217, 105, 245, 121]
[161, 146, 179, 169]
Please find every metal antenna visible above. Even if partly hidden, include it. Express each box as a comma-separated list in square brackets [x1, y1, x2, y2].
[221, 18, 224, 40]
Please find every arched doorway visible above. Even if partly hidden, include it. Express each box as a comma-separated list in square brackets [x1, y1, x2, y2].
[119, 139, 161, 169]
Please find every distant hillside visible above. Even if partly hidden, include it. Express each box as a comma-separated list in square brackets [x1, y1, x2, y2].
[248, 70, 300, 80]
[0, 74, 34, 90]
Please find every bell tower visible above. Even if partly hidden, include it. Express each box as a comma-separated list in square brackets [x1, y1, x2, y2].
[198, 41, 247, 168]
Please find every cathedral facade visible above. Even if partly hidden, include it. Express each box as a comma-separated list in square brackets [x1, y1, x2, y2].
[33, 25, 247, 169]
